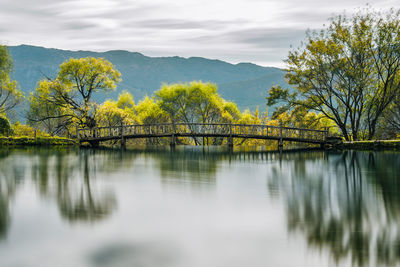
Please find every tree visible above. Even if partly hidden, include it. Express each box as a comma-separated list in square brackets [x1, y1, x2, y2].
[267, 9, 400, 140]
[96, 92, 137, 127]
[135, 96, 168, 124]
[0, 45, 23, 117]
[28, 57, 121, 135]
[383, 94, 400, 137]
[155, 81, 241, 145]
[156, 81, 240, 124]
[364, 10, 400, 139]
[0, 115, 11, 136]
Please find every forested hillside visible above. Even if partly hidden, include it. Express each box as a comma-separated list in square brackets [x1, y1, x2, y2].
[9, 45, 287, 112]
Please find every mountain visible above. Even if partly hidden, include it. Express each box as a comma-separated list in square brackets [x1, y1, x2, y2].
[8, 45, 288, 114]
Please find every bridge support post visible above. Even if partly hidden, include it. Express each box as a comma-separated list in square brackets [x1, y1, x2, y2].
[227, 136, 233, 147]
[76, 125, 79, 140]
[120, 137, 126, 149]
[278, 122, 283, 151]
[119, 122, 126, 149]
[278, 138, 283, 152]
[89, 140, 99, 147]
[170, 134, 176, 147]
[228, 122, 233, 148]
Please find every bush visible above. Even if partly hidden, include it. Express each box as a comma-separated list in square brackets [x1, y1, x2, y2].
[0, 115, 12, 136]
[12, 122, 50, 137]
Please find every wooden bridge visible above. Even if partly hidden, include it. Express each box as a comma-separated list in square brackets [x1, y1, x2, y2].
[77, 123, 340, 149]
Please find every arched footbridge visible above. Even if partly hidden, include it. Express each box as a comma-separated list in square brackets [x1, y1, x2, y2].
[77, 123, 341, 149]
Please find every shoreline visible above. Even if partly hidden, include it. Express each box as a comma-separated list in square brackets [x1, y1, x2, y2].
[0, 136, 77, 146]
[335, 140, 400, 150]
[1, 137, 400, 151]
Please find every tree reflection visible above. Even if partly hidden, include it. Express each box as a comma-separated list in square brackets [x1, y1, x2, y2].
[31, 149, 116, 223]
[58, 151, 116, 222]
[0, 149, 26, 239]
[268, 151, 400, 266]
[0, 151, 14, 238]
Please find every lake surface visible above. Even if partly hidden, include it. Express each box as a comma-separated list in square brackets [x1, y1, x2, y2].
[0, 147, 399, 267]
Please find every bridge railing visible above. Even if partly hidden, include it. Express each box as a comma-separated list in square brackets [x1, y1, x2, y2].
[77, 123, 328, 142]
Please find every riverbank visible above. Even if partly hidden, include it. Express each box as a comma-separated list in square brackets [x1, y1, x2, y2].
[337, 140, 400, 150]
[0, 136, 77, 146]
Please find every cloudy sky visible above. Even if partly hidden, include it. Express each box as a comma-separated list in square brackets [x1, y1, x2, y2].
[0, 0, 398, 67]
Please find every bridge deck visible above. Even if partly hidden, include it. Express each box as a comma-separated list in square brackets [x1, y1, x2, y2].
[77, 123, 329, 145]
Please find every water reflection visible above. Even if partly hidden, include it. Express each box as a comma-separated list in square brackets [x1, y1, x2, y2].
[1, 148, 400, 267]
[31, 149, 117, 223]
[1, 148, 118, 228]
[0, 150, 18, 238]
[89, 242, 177, 267]
[0, 147, 304, 238]
[268, 151, 400, 266]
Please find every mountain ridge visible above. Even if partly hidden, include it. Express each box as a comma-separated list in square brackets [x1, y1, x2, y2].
[8, 44, 288, 114]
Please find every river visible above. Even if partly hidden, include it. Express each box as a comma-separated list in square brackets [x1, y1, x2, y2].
[0, 147, 399, 267]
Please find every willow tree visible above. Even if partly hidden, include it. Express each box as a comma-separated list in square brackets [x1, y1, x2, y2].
[155, 81, 241, 145]
[28, 57, 121, 135]
[267, 9, 400, 140]
[96, 92, 137, 127]
[135, 96, 168, 124]
[0, 45, 23, 117]
[155, 81, 240, 124]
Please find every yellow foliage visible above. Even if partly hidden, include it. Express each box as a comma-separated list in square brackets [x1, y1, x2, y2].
[117, 91, 135, 110]
[156, 81, 241, 124]
[12, 122, 49, 137]
[135, 96, 168, 124]
[96, 98, 137, 127]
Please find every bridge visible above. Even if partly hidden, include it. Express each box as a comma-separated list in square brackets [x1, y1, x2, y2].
[77, 123, 340, 149]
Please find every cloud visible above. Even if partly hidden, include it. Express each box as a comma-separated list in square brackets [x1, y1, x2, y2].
[187, 27, 307, 48]
[133, 19, 239, 30]
[0, 0, 398, 67]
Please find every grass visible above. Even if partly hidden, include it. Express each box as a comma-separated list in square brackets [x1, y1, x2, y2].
[0, 136, 77, 146]
[339, 140, 400, 150]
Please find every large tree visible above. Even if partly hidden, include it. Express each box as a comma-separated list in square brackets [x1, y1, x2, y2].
[364, 11, 400, 139]
[155, 81, 241, 145]
[155, 81, 240, 124]
[0, 45, 22, 117]
[28, 57, 121, 135]
[384, 94, 400, 137]
[267, 9, 400, 140]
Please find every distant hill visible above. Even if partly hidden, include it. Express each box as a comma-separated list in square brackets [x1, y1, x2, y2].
[8, 45, 288, 117]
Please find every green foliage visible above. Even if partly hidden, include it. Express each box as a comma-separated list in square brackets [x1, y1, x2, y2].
[116, 91, 135, 110]
[339, 140, 400, 150]
[266, 85, 292, 108]
[11, 122, 49, 137]
[57, 57, 121, 95]
[0, 136, 76, 146]
[96, 92, 138, 127]
[28, 57, 122, 134]
[384, 94, 400, 137]
[10, 45, 285, 114]
[267, 8, 400, 141]
[155, 81, 240, 124]
[0, 115, 11, 136]
[0, 45, 23, 116]
[135, 96, 168, 124]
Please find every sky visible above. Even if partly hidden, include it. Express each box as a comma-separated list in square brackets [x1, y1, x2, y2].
[0, 0, 398, 67]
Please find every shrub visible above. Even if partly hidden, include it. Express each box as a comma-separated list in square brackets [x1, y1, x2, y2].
[12, 122, 50, 137]
[0, 115, 12, 136]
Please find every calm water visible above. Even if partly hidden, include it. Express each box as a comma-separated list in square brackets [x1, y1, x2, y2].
[0, 147, 399, 267]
